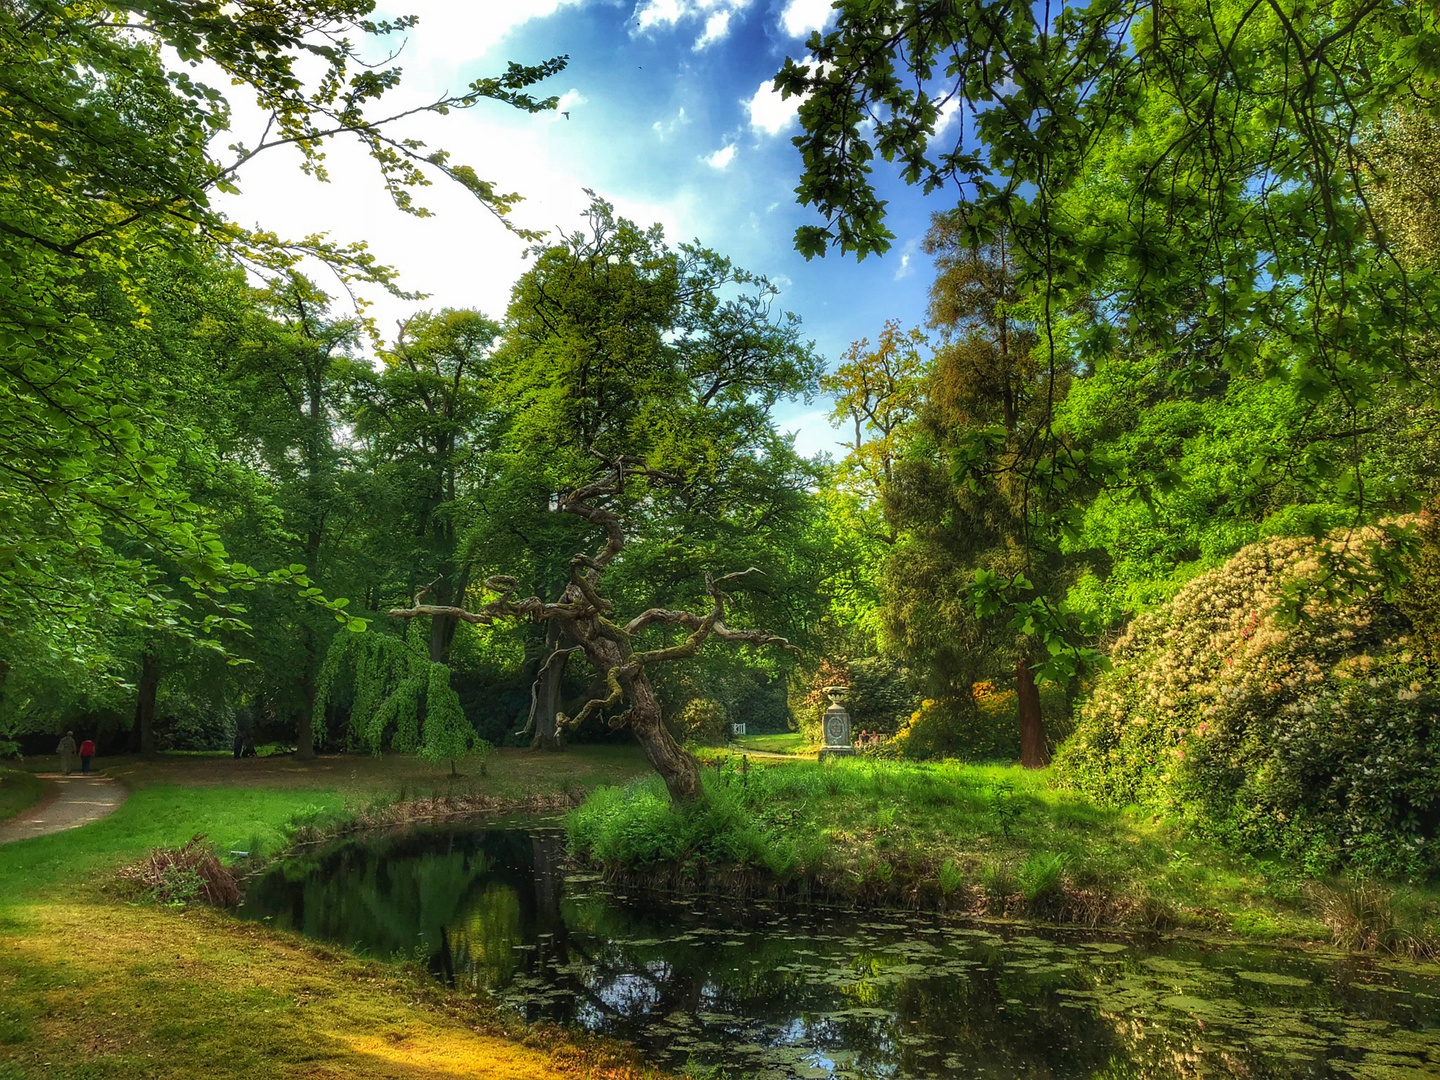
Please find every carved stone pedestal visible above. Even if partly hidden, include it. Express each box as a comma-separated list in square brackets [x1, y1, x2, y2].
[818, 686, 855, 761]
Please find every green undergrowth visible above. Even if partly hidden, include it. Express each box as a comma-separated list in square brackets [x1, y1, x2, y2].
[0, 769, 44, 823]
[566, 757, 1440, 951]
[0, 745, 653, 911]
[729, 732, 814, 755]
[0, 785, 349, 910]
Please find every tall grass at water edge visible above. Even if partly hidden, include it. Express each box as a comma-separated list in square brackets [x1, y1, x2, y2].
[565, 757, 1440, 950]
[566, 757, 1138, 903]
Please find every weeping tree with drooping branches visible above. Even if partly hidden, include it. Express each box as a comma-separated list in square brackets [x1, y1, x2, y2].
[313, 620, 479, 772]
[391, 458, 800, 806]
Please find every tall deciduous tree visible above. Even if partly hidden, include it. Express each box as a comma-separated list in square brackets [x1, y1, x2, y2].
[821, 320, 929, 544]
[778, 0, 1440, 627]
[351, 310, 503, 665]
[224, 276, 366, 758]
[466, 198, 821, 753]
[0, 0, 563, 735]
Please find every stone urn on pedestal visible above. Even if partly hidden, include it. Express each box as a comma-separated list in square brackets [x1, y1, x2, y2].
[818, 686, 855, 761]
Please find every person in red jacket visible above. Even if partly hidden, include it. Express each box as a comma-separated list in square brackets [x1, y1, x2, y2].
[78, 737, 96, 775]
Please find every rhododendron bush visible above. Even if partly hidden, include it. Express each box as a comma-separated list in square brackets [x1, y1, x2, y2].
[1056, 529, 1440, 878]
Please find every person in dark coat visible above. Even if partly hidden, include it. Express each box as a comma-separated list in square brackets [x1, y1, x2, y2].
[233, 706, 256, 759]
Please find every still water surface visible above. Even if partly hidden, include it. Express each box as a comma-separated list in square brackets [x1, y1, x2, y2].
[239, 824, 1440, 1079]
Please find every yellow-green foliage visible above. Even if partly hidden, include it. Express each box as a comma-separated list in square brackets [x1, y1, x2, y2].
[889, 682, 1070, 761]
[1056, 530, 1439, 878]
[1399, 509, 1440, 659]
[672, 697, 728, 746]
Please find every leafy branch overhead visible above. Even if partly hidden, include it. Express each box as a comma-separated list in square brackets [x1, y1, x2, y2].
[0, 0, 564, 666]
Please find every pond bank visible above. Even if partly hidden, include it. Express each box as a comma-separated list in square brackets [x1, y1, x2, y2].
[1, 897, 672, 1080]
[0, 747, 667, 1080]
[566, 757, 1440, 957]
[239, 819, 1440, 1080]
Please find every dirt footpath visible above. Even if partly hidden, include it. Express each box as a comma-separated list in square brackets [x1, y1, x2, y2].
[0, 775, 126, 844]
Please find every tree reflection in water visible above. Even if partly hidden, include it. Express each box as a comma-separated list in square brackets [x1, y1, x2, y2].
[241, 825, 1440, 1079]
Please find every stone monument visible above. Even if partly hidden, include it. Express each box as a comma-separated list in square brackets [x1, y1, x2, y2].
[818, 686, 855, 761]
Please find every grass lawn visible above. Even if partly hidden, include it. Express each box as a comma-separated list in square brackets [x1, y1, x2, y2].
[0, 745, 664, 1080]
[729, 732, 813, 755]
[0, 770, 44, 823]
[569, 756, 1440, 948]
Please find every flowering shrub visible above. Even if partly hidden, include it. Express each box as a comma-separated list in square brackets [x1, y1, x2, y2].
[1055, 529, 1440, 878]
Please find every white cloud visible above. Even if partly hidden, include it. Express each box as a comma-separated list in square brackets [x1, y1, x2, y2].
[546, 88, 588, 122]
[779, 0, 832, 38]
[635, 0, 684, 29]
[393, 0, 588, 64]
[652, 106, 690, 139]
[633, 0, 749, 36]
[746, 77, 799, 136]
[933, 93, 963, 136]
[893, 237, 919, 280]
[215, 70, 691, 342]
[694, 11, 732, 48]
[703, 143, 737, 169]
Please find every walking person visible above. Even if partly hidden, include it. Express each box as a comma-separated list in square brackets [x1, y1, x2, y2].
[78, 736, 96, 775]
[56, 731, 76, 776]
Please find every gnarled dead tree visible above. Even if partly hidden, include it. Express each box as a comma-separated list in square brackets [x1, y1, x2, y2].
[389, 460, 798, 806]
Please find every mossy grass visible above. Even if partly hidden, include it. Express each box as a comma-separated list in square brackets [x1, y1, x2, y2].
[0, 770, 44, 824]
[566, 756, 1440, 951]
[0, 746, 666, 1080]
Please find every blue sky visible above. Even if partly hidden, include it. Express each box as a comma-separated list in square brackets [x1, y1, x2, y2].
[221, 0, 958, 455]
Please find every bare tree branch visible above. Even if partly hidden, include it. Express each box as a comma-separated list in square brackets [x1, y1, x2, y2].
[557, 662, 635, 731]
[389, 462, 797, 806]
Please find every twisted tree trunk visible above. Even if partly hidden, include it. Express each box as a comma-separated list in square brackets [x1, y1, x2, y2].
[388, 459, 795, 807]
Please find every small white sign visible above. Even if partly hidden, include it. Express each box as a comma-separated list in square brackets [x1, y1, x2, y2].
[731, 722, 747, 736]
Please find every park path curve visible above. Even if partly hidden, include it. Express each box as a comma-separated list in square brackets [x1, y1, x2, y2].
[0, 775, 127, 844]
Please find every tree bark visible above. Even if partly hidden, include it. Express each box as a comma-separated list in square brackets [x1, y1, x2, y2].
[1016, 653, 1050, 768]
[626, 670, 702, 805]
[298, 671, 317, 761]
[134, 648, 160, 757]
[529, 620, 568, 752]
[428, 569, 468, 664]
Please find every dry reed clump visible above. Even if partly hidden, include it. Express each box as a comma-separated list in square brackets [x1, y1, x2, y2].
[116, 834, 241, 908]
[1307, 879, 1440, 961]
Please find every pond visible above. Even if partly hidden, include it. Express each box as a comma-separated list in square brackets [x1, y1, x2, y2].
[239, 824, 1440, 1079]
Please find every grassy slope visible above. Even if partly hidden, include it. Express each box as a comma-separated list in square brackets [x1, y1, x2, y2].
[730, 732, 813, 755]
[569, 756, 1439, 945]
[0, 746, 663, 1080]
[0, 771, 43, 823]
